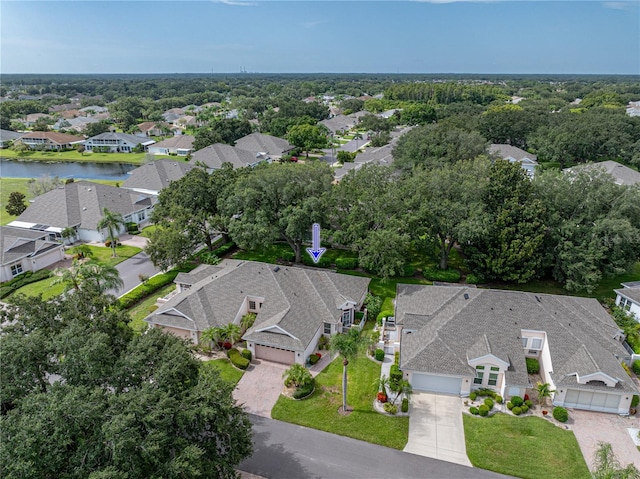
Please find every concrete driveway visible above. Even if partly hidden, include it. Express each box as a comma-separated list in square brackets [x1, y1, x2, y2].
[404, 392, 473, 467]
[570, 409, 640, 470]
[233, 360, 288, 418]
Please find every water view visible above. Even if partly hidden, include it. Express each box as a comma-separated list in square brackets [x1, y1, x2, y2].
[0, 158, 137, 181]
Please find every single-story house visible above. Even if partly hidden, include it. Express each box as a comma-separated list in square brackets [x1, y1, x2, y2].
[191, 143, 269, 170]
[135, 121, 171, 137]
[0, 129, 23, 148]
[52, 116, 100, 132]
[615, 281, 640, 321]
[9, 181, 155, 243]
[145, 260, 371, 364]
[84, 132, 155, 153]
[319, 112, 366, 135]
[122, 159, 199, 196]
[147, 135, 195, 156]
[564, 161, 640, 186]
[234, 132, 294, 160]
[21, 113, 52, 127]
[396, 284, 636, 415]
[20, 132, 85, 151]
[0, 226, 65, 283]
[488, 144, 539, 178]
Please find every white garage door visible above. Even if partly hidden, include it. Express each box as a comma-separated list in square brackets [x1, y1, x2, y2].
[411, 373, 462, 395]
[563, 389, 622, 413]
[255, 345, 295, 364]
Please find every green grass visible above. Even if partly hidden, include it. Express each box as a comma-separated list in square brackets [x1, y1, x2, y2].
[138, 224, 158, 238]
[464, 414, 590, 479]
[202, 359, 244, 387]
[126, 283, 176, 333]
[8, 277, 65, 301]
[82, 245, 142, 266]
[0, 149, 150, 164]
[232, 243, 358, 265]
[271, 355, 409, 449]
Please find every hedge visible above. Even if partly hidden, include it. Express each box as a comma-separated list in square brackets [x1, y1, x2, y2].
[526, 358, 540, 374]
[302, 254, 332, 268]
[228, 348, 250, 370]
[241, 349, 252, 361]
[633, 360, 640, 376]
[335, 257, 358, 270]
[632, 395, 639, 408]
[422, 267, 461, 283]
[0, 270, 53, 299]
[389, 364, 403, 391]
[119, 263, 197, 310]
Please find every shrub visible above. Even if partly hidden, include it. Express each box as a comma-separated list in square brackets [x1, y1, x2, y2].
[280, 250, 295, 262]
[302, 254, 332, 268]
[126, 222, 139, 233]
[512, 406, 522, 416]
[478, 405, 489, 417]
[104, 240, 120, 248]
[553, 407, 569, 423]
[469, 392, 477, 401]
[633, 360, 640, 376]
[374, 349, 385, 361]
[335, 257, 358, 270]
[495, 395, 503, 404]
[521, 404, 529, 414]
[470, 406, 479, 415]
[524, 399, 533, 408]
[293, 380, 315, 400]
[308, 354, 320, 365]
[212, 242, 236, 258]
[394, 351, 399, 365]
[241, 349, 252, 361]
[484, 398, 494, 410]
[422, 267, 461, 283]
[632, 395, 640, 408]
[318, 335, 328, 350]
[148, 304, 158, 313]
[622, 362, 632, 376]
[526, 358, 540, 374]
[0, 270, 53, 299]
[383, 403, 398, 415]
[389, 365, 402, 391]
[402, 265, 415, 277]
[401, 398, 409, 413]
[511, 396, 524, 407]
[228, 348, 250, 370]
[506, 402, 514, 410]
[119, 268, 188, 309]
[466, 274, 480, 285]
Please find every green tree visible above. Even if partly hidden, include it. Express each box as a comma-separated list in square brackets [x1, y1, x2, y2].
[286, 123, 328, 158]
[84, 121, 111, 138]
[224, 162, 333, 263]
[5, 191, 27, 216]
[61, 227, 77, 245]
[220, 323, 242, 346]
[201, 326, 225, 350]
[53, 259, 123, 294]
[330, 328, 372, 413]
[240, 313, 257, 333]
[591, 442, 640, 479]
[97, 208, 126, 257]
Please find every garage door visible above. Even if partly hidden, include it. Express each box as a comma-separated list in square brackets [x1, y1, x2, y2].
[411, 373, 462, 395]
[563, 389, 622, 413]
[255, 345, 295, 364]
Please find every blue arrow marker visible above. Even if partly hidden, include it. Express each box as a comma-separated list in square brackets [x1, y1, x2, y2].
[306, 223, 326, 264]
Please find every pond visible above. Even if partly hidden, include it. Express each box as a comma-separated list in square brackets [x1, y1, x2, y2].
[0, 158, 137, 181]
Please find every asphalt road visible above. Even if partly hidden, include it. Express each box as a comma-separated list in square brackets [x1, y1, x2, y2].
[109, 251, 161, 297]
[239, 415, 512, 479]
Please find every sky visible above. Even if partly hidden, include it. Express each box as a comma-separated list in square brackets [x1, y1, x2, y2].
[1, 1, 639, 75]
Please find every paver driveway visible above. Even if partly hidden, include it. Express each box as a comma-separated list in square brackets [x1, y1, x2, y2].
[404, 392, 473, 467]
[570, 409, 640, 470]
[233, 359, 288, 418]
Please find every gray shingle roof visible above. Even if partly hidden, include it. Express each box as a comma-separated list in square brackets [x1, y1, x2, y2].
[565, 161, 640, 186]
[149, 135, 195, 150]
[191, 143, 265, 169]
[147, 260, 370, 352]
[16, 181, 155, 231]
[0, 129, 23, 142]
[175, 264, 223, 286]
[0, 226, 61, 265]
[615, 285, 640, 304]
[489, 144, 538, 164]
[234, 132, 293, 157]
[122, 159, 198, 194]
[397, 285, 636, 394]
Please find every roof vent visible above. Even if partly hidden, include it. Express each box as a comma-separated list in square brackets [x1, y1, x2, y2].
[273, 266, 280, 272]
[464, 293, 469, 300]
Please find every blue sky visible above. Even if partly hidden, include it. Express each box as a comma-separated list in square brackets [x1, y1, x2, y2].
[1, 1, 638, 74]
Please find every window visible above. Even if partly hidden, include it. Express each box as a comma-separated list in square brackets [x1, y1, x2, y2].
[342, 310, 352, 326]
[620, 297, 632, 312]
[531, 338, 542, 349]
[522, 337, 529, 348]
[474, 366, 485, 385]
[10, 263, 23, 277]
[249, 300, 256, 311]
[324, 323, 331, 334]
[488, 373, 499, 386]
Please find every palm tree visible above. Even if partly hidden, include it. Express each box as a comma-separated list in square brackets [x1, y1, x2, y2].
[61, 227, 76, 245]
[374, 375, 390, 402]
[70, 244, 93, 260]
[536, 382, 555, 406]
[392, 379, 413, 406]
[283, 363, 313, 388]
[591, 442, 640, 479]
[53, 259, 123, 294]
[201, 326, 224, 350]
[240, 313, 257, 334]
[220, 323, 242, 347]
[330, 327, 372, 413]
[97, 208, 126, 257]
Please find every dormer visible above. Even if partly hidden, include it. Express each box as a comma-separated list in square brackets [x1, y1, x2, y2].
[575, 372, 618, 388]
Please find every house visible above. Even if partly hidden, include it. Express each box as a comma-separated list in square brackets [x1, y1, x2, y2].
[8, 181, 155, 243]
[122, 159, 199, 196]
[0, 226, 65, 283]
[0, 129, 23, 148]
[615, 282, 640, 321]
[52, 116, 99, 132]
[145, 260, 371, 364]
[626, 101, 640, 117]
[191, 143, 269, 170]
[147, 135, 195, 156]
[22, 113, 52, 127]
[135, 121, 171, 137]
[84, 132, 155, 153]
[20, 131, 85, 150]
[488, 144, 539, 178]
[234, 132, 294, 159]
[79, 105, 108, 115]
[395, 284, 636, 414]
[320, 112, 367, 135]
[564, 160, 640, 186]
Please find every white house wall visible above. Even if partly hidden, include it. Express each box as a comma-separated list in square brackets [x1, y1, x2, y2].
[303, 325, 324, 364]
[616, 294, 640, 321]
[31, 246, 65, 271]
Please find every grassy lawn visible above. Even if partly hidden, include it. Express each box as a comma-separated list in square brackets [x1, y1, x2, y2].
[271, 355, 409, 450]
[0, 149, 149, 164]
[233, 243, 358, 265]
[464, 414, 590, 479]
[138, 224, 158, 238]
[8, 277, 66, 301]
[202, 359, 244, 387]
[82, 245, 142, 266]
[126, 283, 176, 333]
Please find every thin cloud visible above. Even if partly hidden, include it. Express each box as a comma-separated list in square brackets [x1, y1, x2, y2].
[211, 0, 258, 6]
[603, 1, 637, 10]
